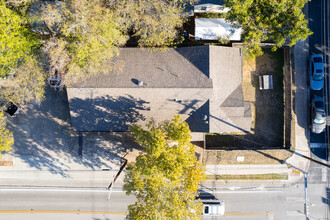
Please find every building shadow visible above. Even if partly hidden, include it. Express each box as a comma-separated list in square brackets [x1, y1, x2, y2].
[206, 48, 285, 150]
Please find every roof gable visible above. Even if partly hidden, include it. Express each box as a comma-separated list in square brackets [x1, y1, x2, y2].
[70, 46, 212, 89]
[67, 46, 251, 133]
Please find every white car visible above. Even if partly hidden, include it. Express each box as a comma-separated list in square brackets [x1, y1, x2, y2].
[309, 54, 324, 90]
[311, 96, 326, 134]
[199, 199, 225, 216]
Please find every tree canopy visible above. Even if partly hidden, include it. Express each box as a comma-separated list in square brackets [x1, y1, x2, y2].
[0, 1, 45, 104]
[0, 1, 38, 78]
[225, 0, 312, 57]
[0, 56, 46, 104]
[0, 112, 14, 155]
[35, 0, 128, 86]
[124, 115, 205, 219]
[62, 0, 128, 85]
[114, 0, 195, 48]
[37, 0, 195, 85]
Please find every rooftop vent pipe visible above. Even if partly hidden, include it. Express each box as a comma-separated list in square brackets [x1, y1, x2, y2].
[202, 114, 208, 121]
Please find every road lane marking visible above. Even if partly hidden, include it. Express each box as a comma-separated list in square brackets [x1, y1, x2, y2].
[286, 197, 305, 202]
[322, 167, 327, 182]
[285, 210, 304, 216]
[0, 210, 127, 215]
[0, 210, 274, 217]
[0, 188, 281, 194]
[206, 190, 281, 194]
[224, 212, 274, 216]
[0, 188, 115, 193]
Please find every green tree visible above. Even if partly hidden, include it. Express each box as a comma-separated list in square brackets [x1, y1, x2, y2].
[0, 1, 45, 104]
[38, 0, 128, 86]
[0, 1, 38, 77]
[0, 56, 46, 104]
[225, 0, 312, 57]
[0, 112, 14, 156]
[113, 0, 195, 48]
[124, 115, 205, 219]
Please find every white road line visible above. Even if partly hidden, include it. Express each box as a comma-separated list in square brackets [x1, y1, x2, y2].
[0, 188, 281, 194]
[285, 211, 304, 216]
[0, 188, 114, 193]
[268, 213, 274, 220]
[286, 197, 305, 203]
[322, 167, 327, 182]
[204, 190, 281, 194]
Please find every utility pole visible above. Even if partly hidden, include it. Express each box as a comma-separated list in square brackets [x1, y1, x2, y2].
[303, 173, 308, 219]
[107, 159, 128, 202]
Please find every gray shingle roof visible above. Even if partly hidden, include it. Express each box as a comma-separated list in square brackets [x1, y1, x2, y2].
[208, 46, 251, 133]
[67, 88, 212, 132]
[71, 47, 212, 89]
[67, 46, 251, 133]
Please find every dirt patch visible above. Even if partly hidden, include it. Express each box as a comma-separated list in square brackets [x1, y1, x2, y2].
[203, 150, 292, 165]
[0, 161, 13, 166]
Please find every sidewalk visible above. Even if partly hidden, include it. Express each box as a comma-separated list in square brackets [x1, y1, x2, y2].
[0, 153, 123, 188]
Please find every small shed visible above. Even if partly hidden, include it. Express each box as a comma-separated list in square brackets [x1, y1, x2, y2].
[259, 75, 274, 90]
[195, 18, 242, 41]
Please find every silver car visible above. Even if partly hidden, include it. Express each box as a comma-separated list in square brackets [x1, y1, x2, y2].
[309, 54, 324, 90]
[311, 96, 326, 134]
[49, 67, 62, 89]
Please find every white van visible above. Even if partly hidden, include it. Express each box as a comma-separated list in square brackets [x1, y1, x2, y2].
[199, 199, 225, 216]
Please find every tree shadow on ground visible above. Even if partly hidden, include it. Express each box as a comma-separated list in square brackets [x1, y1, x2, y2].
[5, 87, 143, 177]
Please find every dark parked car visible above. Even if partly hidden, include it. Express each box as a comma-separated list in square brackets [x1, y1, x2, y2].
[0, 99, 21, 117]
[309, 54, 324, 90]
[311, 96, 326, 134]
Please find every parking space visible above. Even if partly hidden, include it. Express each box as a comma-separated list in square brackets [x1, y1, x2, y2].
[3, 87, 141, 175]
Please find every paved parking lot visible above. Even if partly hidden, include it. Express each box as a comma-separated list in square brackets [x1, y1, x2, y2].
[1, 87, 141, 186]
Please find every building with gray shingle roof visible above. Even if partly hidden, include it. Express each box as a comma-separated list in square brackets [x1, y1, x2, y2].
[67, 46, 251, 135]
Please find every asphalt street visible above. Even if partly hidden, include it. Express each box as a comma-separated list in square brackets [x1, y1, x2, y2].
[0, 185, 327, 220]
[0, 187, 131, 220]
[304, 1, 330, 219]
[308, 0, 329, 160]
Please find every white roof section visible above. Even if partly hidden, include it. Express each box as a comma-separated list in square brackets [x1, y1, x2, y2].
[194, 3, 229, 13]
[195, 18, 242, 41]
